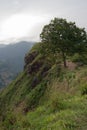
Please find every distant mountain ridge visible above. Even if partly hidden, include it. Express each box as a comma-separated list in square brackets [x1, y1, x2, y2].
[0, 41, 34, 88]
[0, 44, 6, 48]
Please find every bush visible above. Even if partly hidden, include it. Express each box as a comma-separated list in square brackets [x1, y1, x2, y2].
[50, 94, 66, 112]
[21, 117, 31, 128]
[25, 81, 47, 109]
[2, 112, 17, 130]
[72, 53, 87, 65]
[81, 84, 87, 95]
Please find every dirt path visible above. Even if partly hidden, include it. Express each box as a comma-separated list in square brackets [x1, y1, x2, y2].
[66, 61, 77, 70]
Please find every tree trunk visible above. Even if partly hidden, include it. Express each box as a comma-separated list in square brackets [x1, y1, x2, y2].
[62, 52, 67, 68]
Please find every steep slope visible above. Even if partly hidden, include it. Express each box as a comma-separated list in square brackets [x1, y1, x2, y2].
[0, 41, 34, 88]
[0, 42, 87, 130]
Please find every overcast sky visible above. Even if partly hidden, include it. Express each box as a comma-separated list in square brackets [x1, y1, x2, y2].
[0, 0, 87, 44]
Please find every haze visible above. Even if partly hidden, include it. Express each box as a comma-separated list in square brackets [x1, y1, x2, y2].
[0, 0, 87, 44]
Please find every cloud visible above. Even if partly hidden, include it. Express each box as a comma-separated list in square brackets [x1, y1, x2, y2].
[0, 13, 50, 43]
[0, 0, 87, 44]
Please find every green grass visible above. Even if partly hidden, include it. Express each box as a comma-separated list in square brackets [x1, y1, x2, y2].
[0, 43, 87, 129]
[25, 94, 87, 130]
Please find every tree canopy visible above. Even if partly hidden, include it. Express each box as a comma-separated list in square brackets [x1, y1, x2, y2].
[40, 18, 87, 67]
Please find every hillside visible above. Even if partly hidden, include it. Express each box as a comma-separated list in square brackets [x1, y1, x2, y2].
[0, 42, 87, 130]
[0, 41, 34, 88]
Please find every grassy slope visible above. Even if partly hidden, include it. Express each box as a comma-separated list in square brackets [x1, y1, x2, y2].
[0, 43, 87, 130]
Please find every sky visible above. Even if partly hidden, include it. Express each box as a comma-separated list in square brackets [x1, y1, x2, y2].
[0, 0, 87, 44]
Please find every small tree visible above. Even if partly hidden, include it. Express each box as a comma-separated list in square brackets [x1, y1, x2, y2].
[40, 18, 87, 67]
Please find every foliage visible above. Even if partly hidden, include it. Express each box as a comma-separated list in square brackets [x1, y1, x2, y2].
[50, 94, 67, 112]
[1, 112, 17, 130]
[40, 18, 87, 67]
[72, 53, 87, 65]
[1, 22, 87, 129]
[25, 81, 47, 109]
[81, 84, 87, 95]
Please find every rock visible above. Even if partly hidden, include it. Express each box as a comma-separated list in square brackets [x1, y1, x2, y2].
[24, 51, 38, 69]
[28, 60, 43, 75]
[31, 76, 40, 88]
[41, 64, 51, 77]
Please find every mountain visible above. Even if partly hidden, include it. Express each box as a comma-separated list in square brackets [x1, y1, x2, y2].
[0, 41, 34, 88]
[0, 44, 6, 48]
[0, 42, 87, 130]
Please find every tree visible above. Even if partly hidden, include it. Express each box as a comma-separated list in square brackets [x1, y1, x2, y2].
[40, 18, 87, 67]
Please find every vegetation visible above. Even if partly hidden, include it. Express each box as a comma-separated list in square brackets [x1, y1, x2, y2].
[40, 18, 87, 67]
[0, 41, 34, 88]
[0, 18, 87, 129]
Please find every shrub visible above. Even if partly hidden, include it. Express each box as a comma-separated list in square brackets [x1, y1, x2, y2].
[2, 112, 17, 130]
[25, 81, 47, 109]
[50, 94, 66, 112]
[21, 117, 31, 128]
[72, 53, 87, 65]
[81, 84, 87, 95]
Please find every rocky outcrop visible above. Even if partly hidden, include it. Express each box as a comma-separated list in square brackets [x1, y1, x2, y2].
[28, 60, 43, 75]
[24, 51, 38, 68]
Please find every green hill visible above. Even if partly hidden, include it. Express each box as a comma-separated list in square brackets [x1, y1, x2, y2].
[0, 41, 34, 88]
[0, 42, 87, 130]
